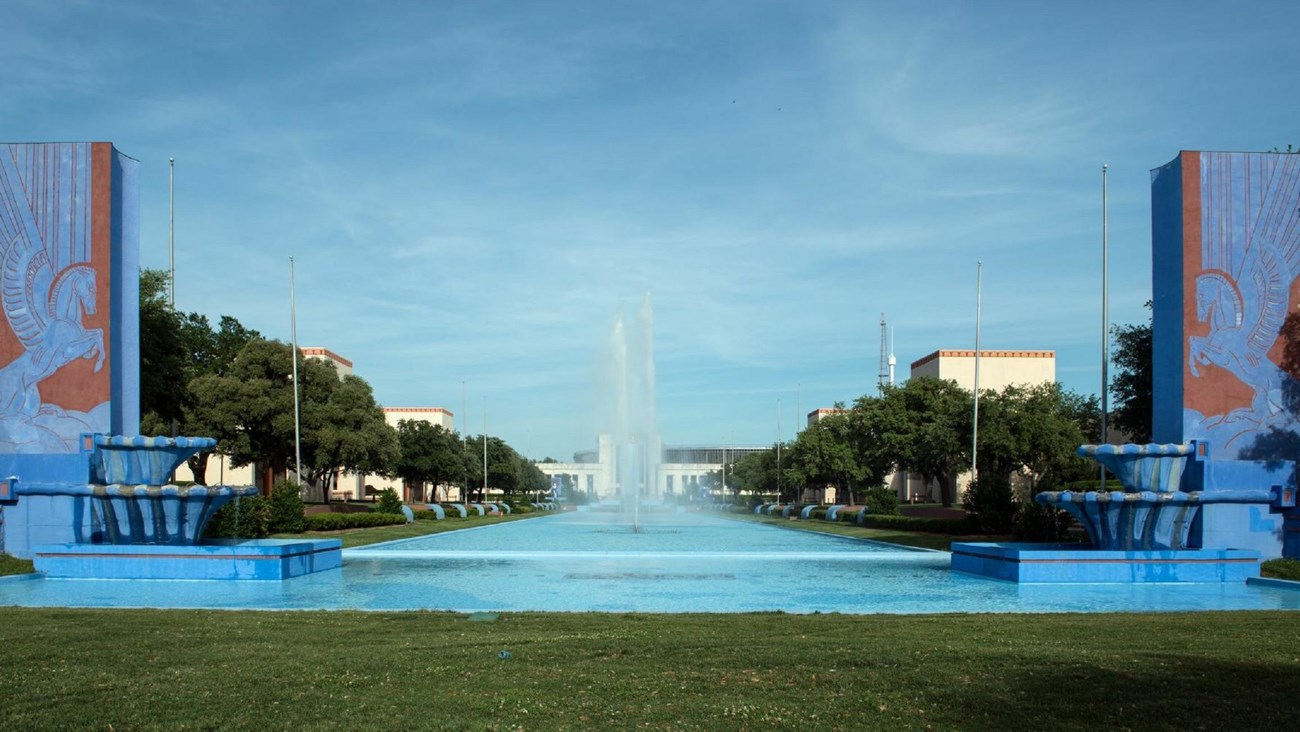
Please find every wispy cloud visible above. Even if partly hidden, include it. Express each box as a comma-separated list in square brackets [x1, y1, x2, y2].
[5, 1, 1296, 457]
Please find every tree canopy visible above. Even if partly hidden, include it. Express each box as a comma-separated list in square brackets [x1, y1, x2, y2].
[1110, 304, 1152, 443]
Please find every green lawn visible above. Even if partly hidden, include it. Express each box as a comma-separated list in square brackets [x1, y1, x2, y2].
[283, 511, 542, 548]
[0, 608, 1296, 730]
[724, 511, 1000, 550]
[3, 511, 1300, 728]
[0, 553, 33, 576]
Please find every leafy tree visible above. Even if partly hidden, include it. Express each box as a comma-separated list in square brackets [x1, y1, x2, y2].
[518, 458, 550, 495]
[972, 383, 1094, 491]
[177, 314, 262, 483]
[138, 270, 186, 428]
[728, 448, 780, 501]
[137, 269, 262, 483]
[971, 385, 1026, 482]
[842, 397, 899, 493]
[303, 374, 398, 499]
[876, 377, 973, 507]
[394, 420, 464, 502]
[786, 414, 865, 503]
[461, 434, 483, 500]
[189, 339, 339, 492]
[1017, 384, 1096, 490]
[1110, 304, 1153, 443]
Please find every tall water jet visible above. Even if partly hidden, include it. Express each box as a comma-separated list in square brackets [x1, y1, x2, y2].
[600, 294, 661, 526]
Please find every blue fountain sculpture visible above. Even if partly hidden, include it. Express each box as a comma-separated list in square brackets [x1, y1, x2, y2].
[86, 435, 259, 544]
[7, 434, 258, 549]
[4, 433, 339, 580]
[1035, 442, 1279, 551]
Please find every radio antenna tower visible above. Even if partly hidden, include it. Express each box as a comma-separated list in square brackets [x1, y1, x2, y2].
[889, 324, 896, 387]
[878, 313, 889, 394]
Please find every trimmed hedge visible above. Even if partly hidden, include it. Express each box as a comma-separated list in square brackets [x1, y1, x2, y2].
[1060, 479, 1125, 492]
[206, 496, 270, 539]
[859, 514, 972, 535]
[305, 512, 407, 531]
[1261, 558, 1300, 582]
[268, 479, 306, 533]
[413, 510, 443, 521]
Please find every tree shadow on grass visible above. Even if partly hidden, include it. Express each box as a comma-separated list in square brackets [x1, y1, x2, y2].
[936, 654, 1298, 730]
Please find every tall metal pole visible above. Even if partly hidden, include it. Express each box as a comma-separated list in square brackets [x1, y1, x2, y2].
[776, 399, 782, 503]
[721, 441, 727, 499]
[461, 380, 468, 501]
[168, 157, 175, 308]
[971, 261, 983, 486]
[290, 256, 303, 493]
[1101, 164, 1110, 486]
[482, 397, 488, 503]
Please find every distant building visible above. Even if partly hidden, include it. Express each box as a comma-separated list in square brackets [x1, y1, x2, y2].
[537, 436, 768, 500]
[354, 407, 457, 503]
[806, 408, 847, 428]
[909, 349, 1055, 392]
[301, 347, 353, 377]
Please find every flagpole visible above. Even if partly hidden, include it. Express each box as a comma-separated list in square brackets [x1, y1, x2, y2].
[168, 157, 175, 308]
[290, 256, 303, 494]
[1101, 164, 1109, 487]
[971, 261, 982, 486]
[482, 397, 488, 503]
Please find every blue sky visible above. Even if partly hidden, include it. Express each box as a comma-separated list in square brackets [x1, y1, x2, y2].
[6, 1, 1300, 460]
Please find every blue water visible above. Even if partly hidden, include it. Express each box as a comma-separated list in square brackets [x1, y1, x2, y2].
[2, 510, 1298, 613]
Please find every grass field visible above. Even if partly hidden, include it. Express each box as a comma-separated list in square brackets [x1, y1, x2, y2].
[723, 511, 994, 550]
[282, 510, 542, 548]
[3, 511, 1300, 728]
[1, 608, 1297, 730]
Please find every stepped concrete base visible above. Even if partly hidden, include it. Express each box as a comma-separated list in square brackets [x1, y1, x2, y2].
[951, 542, 1260, 583]
[32, 538, 342, 580]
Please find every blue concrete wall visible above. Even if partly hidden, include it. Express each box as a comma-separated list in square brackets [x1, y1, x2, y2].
[1153, 152, 1300, 459]
[1150, 153, 1187, 444]
[951, 542, 1261, 583]
[0, 143, 140, 559]
[109, 148, 139, 437]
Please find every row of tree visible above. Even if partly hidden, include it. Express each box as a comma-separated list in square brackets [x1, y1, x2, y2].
[140, 271, 546, 501]
[713, 379, 1100, 507]
[393, 420, 550, 501]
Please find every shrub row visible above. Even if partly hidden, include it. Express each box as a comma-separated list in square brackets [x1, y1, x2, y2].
[859, 514, 972, 535]
[304, 512, 407, 531]
[410, 503, 534, 521]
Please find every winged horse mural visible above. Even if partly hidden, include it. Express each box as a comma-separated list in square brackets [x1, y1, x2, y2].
[1186, 152, 1300, 455]
[0, 143, 108, 453]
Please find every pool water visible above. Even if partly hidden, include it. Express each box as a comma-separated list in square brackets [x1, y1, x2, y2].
[2, 510, 1298, 613]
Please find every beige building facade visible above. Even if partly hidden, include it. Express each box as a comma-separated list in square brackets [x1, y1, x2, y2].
[895, 349, 1057, 502]
[908, 349, 1055, 392]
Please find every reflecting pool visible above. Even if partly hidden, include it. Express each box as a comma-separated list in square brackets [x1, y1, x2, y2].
[2, 511, 1298, 613]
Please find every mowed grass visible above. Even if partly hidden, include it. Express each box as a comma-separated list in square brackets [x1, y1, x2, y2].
[0, 608, 1297, 730]
[724, 511, 987, 551]
[0, 512, 544, 578]
[285, 510, 544, 548]
[0, 553, 34, 576]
